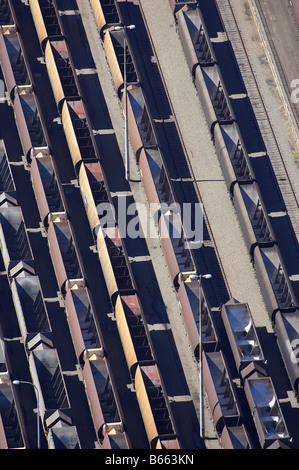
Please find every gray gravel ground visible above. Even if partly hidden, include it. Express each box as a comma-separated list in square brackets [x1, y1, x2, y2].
[139, 0, 270, 330]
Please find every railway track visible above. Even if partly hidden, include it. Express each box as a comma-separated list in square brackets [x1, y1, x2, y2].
[50, 1, 203, 450]
[215, 0, 299, 243]
[137, 0, 233, 304]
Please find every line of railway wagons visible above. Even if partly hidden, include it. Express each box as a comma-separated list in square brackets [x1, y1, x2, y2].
[0, 139, 83, 447]
[0, 0, 130, 449]
[91, 0, 220, 363]
[26, 0, 180, 450]
[0, 139, 31, 449]
[90, 0, 293, 448]
[0, 0, 294, 449]
[0, 2, 134, 450]
[169, 0, 299, 409]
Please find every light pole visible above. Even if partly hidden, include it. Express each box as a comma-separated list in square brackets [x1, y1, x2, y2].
[13, 379, 41, 449]
[187, 273, 212, 440]
[114, 24, 136, 181]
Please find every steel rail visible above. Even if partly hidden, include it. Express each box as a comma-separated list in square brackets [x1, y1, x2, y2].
[252, 0, 299, 141]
